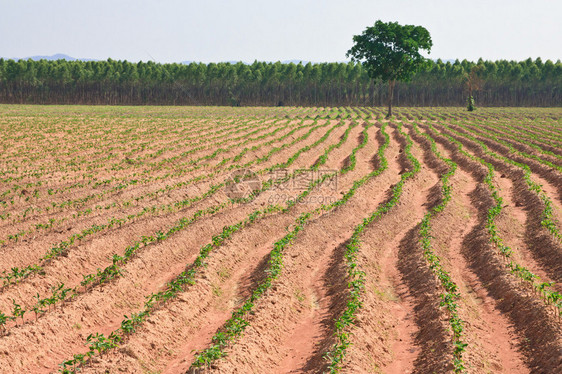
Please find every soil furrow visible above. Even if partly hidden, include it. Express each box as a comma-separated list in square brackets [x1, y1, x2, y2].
[70, 119, 369, 374]
[1, 107, 561, 374]
[385, 124, 452, 373]
[205, 124, 419, 374]
[448, 121, 562, 233]
[0, 119, 304, 242]
[468, 122, 562, 160]
[412, 123, 528, 373]
[447, 122, 562, 201]
[420, 122, 562, 373]
[0, 118, 352, 373]
[0, 118, 261, 221]
[0, 122, 346, 331]
[433, 122, 562, 287]
[0, 120, 336, 289]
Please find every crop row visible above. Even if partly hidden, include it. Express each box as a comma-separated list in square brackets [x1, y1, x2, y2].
[456, 121, 562, 173]
[0, 115, 348, 333]
[0, 116, 300, 243]
[412, 124, 466, 373]
[0, 116, 284, 221]
[427, 124, 562, 320]
[323, 122, 392, 372]
[56, 115, 360, 373]
[465, 120, 562, 158]
[442, 122, 562, 243]
[0, 116, 234, 182]
[190, 121, 378, 369]
[0, 116, 253, 218]
[0, 118, 333, 286]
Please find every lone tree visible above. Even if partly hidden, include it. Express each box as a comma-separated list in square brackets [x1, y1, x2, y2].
[465, 64, 483, 111]
[347, 21, 432, 118]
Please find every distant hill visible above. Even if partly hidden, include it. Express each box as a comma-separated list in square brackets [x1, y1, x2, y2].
[180, 60, 341, 65]
[5, 55, 458, 65]
[8, 54, 98, 62]
[282, 60, 310, 64]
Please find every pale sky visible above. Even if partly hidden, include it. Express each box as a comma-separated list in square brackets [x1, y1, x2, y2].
[1, 0, 561, 63]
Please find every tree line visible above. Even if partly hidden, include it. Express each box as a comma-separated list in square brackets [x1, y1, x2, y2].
[0, 57, 560, 106]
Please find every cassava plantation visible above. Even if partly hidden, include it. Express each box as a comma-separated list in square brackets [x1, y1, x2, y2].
[0, 105, 560, 373]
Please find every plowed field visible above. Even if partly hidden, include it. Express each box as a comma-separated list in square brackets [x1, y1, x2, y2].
[0, 105, 560, 373]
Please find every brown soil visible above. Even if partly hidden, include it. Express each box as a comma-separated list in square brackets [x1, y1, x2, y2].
[343, 143, 439, 373]
[209, 125, 401, 374]
[419, 122, 562, 373]
[77, 122, 383, 374]
[0, 120, 337, 300]
[415, 127, 528, 373]
[0, 120, 348, 373]
[449, 122, 562, 201]
[436, 123, 562, 286]
[0, 107, 561, 374]
[0, 119, 311, 251]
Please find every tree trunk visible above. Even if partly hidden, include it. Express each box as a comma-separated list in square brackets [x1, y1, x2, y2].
[386, 79, 396, 118]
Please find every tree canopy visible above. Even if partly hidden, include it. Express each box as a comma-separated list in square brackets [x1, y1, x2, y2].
[347, 21, 432, 116]
[0, 57, 560, 107]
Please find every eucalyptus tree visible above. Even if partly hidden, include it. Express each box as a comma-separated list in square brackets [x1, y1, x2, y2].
[0, 56, 561, 106]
